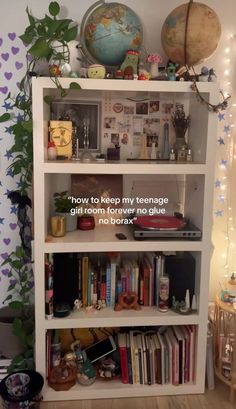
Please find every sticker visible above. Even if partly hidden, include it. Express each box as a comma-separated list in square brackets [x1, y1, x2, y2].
[111, 133, 119, 145]
[121, 133, 128, 145]
[104, 117, 116, 129]
[113, 102, 123, 113]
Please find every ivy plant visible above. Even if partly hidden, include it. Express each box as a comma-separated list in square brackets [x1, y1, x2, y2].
[2, 245, 35, 371]
[0, 1, 79, 371]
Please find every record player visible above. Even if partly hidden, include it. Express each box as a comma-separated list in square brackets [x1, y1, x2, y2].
[131, 213, 202, 240]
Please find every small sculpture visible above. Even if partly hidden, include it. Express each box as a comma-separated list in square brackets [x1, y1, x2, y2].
[88, 64, 106, 79]
[120, 50, 139, 77]
[114, 292, 141, 311]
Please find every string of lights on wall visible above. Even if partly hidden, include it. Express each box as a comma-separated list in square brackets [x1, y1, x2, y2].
[213, 32, 236, 282]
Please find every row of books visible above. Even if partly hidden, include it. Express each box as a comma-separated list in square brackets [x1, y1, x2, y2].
[46, 252, 167, 312]
[118, 325, 197, 386]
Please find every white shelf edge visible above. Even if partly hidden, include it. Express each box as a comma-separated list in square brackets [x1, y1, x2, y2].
[42, 381, 203, 401]
[43, 239, 204, 253]
[43, 307, 199, 330]
[42, 162, 207, 175]
[33, 76, 217, 94]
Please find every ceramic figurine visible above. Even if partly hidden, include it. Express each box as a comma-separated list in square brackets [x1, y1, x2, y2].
[146, 53, 162, 79]
[120, 50, 139, 76]
[208, 68, 217, 82]
[199, 66, 209, 82]
[60, 62, 72, 77]
[167, 64, 177, 81]
[88, 64, 106, 79]
[67, 40, 82, 74]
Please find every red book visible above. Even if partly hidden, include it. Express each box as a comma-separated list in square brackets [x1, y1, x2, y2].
[118, 333, 129, 384]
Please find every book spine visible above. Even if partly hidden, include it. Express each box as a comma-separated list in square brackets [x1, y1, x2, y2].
[82, 255, 89, 306]
[45, 254, 53, 319]
[110, 258, 117, 308]
[119, 346, 129, 384]
[77, 255, 82, 301]
[106, 261, 111, 307]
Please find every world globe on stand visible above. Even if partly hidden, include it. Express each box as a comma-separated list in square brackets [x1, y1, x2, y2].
[161, 2, 221, 67]
[80, 1, 143, 67]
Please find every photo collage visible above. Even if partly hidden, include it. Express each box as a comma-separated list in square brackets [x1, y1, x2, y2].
[101, 96, 188, 160]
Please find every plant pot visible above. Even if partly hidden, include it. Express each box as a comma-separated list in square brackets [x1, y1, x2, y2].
[77, 216, 95, 230]
[56, 212, 77, 232]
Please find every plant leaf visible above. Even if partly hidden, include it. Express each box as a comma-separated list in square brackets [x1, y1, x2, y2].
[0, 113, 11, 123]
[44, 95, 54, 106]
[22, 119, 33, 132]
[28, 38, 51, 58]
[62, 25, 78, 42]
[69, 82, 81, 90]
[49, 1, 60, 17]
[9, 301, 23, 310]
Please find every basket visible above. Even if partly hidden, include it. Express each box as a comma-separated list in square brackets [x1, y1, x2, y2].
[48, 364, 77, 391]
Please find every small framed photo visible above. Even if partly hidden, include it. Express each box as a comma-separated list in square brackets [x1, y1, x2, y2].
[51, 100, 101, 151]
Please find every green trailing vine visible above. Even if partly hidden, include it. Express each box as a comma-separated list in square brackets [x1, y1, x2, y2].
[0, 1, 79, 371]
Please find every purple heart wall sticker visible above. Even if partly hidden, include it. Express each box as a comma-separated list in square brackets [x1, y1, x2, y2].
[0, 87, 8, 94]
[8, 32, 16, 41]
[4, 72, 13, 80]
[1, 253, 9, 260]
[15, 61, 23, 70]
[1, 269, 9, 276]
[11, 46, 19, 55]
[0, 38, 3, 47]
[9, 223, 17, 230]
[1, 53, 9, 61]
[3, 238, 11, 245]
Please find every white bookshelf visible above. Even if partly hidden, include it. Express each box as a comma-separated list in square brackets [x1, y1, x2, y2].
[32, 77, 218, 401]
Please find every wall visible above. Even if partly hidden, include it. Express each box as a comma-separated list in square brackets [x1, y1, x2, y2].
[0, 0, 236, 304]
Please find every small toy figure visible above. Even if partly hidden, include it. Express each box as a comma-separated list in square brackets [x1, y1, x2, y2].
[74, 299, 82, 310]
[208, 68, 217, 82]
[87, 64, 106, 79]
[120, 50, 139, 77]
[49, 64, 61, 77]
[199, 66, 209, 82]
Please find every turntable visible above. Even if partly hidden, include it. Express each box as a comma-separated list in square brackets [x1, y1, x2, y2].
[132, 214, 202, 240]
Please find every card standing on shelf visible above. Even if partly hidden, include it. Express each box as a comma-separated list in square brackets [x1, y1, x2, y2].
[49, 120, 72, 158]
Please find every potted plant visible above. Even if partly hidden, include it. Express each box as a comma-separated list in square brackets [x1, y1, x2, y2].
[53, 191, 77, 232]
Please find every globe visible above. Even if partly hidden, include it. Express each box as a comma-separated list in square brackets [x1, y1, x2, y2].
[161, 2, 221, 67]
[80, 1, 143, 67]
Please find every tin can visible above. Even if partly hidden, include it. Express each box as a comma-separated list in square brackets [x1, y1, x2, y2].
[158, 275, 169, 312]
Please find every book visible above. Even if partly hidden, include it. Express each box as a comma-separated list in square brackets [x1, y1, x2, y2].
[105, 258, 111, 307]
[164, 329, 173, 385]
[126, 334, 133, 384]
[145, 334, 152, 385]
[173, 325, 185, 384]
[141, 333, 148, 385]
[82, 255, 89, 306]
[157, 332, 166, 384]
[110, 254, 119, 308]
[136, 334, 144, 384]
[153, 333, 162, 384]
[166, 327, 179, 385]
[118, 332, 129, 384]
[77, 254, 82, 301]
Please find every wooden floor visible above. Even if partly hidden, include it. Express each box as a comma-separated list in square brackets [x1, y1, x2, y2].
[39, 379, 234, 409]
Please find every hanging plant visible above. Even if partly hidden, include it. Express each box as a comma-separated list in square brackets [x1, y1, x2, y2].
[0, 1, 80, 372]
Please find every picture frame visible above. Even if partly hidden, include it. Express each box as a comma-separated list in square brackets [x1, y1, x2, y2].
[51, 100, 101, 151]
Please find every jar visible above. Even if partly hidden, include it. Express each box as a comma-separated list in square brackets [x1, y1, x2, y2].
[48, 141, 57, 160]
[177, 145, 187, 161]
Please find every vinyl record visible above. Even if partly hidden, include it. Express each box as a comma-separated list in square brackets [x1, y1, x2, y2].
[133, 215, 186, 230]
